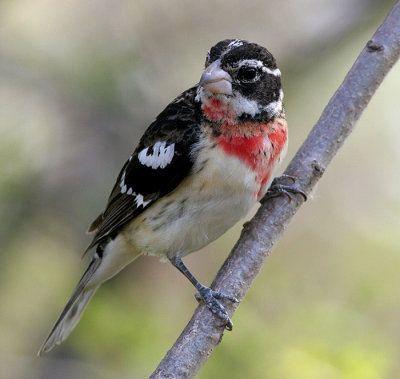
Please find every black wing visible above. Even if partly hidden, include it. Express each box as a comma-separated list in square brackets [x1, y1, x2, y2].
[85, 87, 202, 253]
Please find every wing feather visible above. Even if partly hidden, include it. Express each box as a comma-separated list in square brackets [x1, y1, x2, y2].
[84, 87, 202, 255]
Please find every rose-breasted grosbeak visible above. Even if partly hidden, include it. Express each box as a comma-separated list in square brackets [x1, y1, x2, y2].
[39, 39, 289, 355]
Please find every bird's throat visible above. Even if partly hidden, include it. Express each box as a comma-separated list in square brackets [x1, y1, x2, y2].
[202, 97, 234, 122]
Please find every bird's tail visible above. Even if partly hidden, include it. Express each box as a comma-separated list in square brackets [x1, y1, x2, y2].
[38, 258, 101, 355]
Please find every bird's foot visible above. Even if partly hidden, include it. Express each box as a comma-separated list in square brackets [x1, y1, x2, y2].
[195, 286, 238, 331]
[262, 174, 307, 202]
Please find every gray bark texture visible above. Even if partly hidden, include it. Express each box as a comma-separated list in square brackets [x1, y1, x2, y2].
[151, 2, 400, 378]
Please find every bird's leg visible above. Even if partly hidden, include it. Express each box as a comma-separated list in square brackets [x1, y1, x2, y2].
[262, 174, 307, 202]
[169, 256, 238, 330]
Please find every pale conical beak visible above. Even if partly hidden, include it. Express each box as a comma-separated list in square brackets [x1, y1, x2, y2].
[199, 59, 232, 96]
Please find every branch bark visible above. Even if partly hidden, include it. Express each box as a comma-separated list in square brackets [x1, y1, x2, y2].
[151, 3, 400, 378]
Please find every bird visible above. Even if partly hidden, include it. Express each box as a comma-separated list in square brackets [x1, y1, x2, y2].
[38, 39, 292, 355]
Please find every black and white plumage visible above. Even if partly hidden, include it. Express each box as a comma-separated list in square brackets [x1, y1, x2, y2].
[84, 88, 202, 253]
[39, 39, 289, 354]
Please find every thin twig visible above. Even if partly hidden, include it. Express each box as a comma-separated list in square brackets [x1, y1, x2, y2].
[151, 2, 400, 378]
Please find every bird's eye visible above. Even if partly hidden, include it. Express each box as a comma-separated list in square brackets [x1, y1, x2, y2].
[238, 66, 257, 81]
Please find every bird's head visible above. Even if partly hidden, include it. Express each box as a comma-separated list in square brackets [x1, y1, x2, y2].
[196, 39, 284, 123]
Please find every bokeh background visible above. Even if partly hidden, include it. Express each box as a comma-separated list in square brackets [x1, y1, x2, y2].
[1, 1, 400, 378]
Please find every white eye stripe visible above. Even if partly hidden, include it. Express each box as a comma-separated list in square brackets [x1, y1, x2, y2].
[263, 67, 281, 77]
[138, 141, 175, 169]
[211, 42, 281, 78]
[237, 59, 264, 69]
[234, 59, 281, 77]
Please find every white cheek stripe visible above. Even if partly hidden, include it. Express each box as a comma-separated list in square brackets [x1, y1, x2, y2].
[198, 86, 283, 118]
[229, 93, 260, 117]
[138, 141, 175, 169]
[263, 100, 283, 117]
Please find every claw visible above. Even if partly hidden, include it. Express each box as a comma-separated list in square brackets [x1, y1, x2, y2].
[211, 291, 239, 303]
[169, 256, 238, 330]
[275, 174, 297, 183]
[194, 292, 202, 303]
[195, 290, 238, 304]
[262, 175, 307, 203]
[196, 286, 238, 330]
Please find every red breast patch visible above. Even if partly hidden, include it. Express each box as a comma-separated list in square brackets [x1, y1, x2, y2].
[216, 120, 287, 199]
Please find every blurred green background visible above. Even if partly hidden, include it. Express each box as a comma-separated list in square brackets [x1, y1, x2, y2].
[1, 1, 400, 378]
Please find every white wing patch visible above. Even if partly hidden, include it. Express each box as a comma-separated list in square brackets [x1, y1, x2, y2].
[138, 141, 175, 169]
[134, 193, 150, 208]
[119, 171, 151, 207]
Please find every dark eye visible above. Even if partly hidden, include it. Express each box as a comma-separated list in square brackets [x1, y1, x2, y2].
[238, 66, 257, 81]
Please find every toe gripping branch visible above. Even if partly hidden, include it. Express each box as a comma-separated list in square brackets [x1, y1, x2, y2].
[169, 256, 238, 330]
[262, 174, 307, 203]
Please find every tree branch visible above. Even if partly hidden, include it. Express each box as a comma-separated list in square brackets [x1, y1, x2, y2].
[151, 3, 400, 378]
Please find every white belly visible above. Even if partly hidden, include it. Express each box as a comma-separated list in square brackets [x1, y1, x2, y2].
[122, 142, 260, 258]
